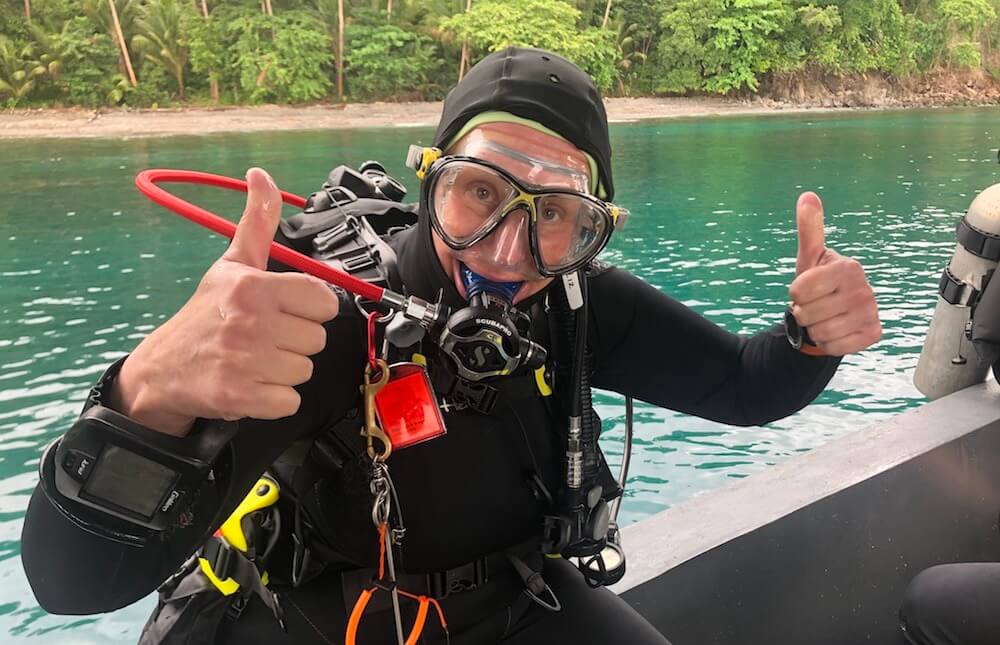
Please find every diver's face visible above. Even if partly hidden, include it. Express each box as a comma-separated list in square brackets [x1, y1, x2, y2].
[431, 122, 592, 304]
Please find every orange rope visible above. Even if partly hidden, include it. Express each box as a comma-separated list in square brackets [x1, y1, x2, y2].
[377, 523, 387, 580]
[345, 522, 449, 645]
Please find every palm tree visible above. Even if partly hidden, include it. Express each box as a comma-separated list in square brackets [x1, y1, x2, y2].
[24, 0, 31, 21]
[613, 19, 645, 96]
[337, 0, 344, 100]
[133, 0, 190, 98]
[26, 24, 68, 87]
[601, 0, 612, 28]
[458, 0, 472, 81]
[0, 38, 45, 106]
[84, 0, 139, 86]
[197, 0, 219, 102]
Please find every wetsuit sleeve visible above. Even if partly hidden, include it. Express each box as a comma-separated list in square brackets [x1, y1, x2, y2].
[20, 313, 365, 615]
[588, 267, 841, 426]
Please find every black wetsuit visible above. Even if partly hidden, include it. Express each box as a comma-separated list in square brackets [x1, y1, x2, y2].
[899, 564, 1000, 645]
[21, 215, 841, 645]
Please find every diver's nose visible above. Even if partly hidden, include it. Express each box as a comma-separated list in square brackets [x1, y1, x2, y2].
[487, 208, 532, 268]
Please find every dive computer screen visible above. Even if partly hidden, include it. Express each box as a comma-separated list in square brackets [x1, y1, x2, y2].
[82, 444, 179, 519]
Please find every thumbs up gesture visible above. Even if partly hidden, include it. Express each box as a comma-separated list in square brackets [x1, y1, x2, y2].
[112, 168, 340, 436]
[787, 192, 881, 356]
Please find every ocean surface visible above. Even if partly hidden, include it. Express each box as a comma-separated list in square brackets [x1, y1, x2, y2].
[1, 106, 998, 642]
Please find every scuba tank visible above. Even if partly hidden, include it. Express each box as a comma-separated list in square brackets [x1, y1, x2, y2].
[915, 183, 1000, 399]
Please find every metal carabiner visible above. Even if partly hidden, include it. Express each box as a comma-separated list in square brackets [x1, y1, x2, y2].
[363, 359, 392, 462]
[370, 463, 392, 528]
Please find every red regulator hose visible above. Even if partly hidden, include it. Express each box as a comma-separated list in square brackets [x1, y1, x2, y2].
[134, 169, 386, 303]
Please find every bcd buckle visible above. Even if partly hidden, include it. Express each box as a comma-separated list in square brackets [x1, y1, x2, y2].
[201, 538, 235, 583]
[427, 558, 489, 599]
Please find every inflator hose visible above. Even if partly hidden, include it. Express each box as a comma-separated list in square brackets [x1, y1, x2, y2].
[553, 275, 600, 490]
[134, 169, 386, 303]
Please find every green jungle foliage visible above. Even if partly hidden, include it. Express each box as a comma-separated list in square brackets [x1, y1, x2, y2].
[2, 0, 1000, 107]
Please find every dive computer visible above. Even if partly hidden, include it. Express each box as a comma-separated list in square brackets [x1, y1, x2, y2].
[52, 405, 234, 531]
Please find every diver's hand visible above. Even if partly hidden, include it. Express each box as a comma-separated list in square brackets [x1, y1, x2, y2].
[111, 168, 339, 437]
[787, 192, 881, 356]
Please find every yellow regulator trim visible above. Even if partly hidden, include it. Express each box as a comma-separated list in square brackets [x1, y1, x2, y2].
[534, 366, 553, 397]
[411, 352, 428, 366]
[198, 475, 280, 596]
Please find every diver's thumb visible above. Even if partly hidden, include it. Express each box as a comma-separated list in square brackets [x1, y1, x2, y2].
[795, 191, 826, 275]
[224, 168, 282, 270]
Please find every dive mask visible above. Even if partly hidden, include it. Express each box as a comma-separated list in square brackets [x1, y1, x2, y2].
[407, 146, 627, 280]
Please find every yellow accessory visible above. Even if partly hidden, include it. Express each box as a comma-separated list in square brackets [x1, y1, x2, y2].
[534, 366, 553, 397]
[198, 475, 280, 595]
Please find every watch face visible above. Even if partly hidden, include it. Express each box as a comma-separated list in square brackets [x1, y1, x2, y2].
[82, 444, 179, 519]
[784, 307, 804, 349]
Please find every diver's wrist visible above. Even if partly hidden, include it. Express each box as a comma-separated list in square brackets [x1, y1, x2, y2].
[111, 354, 196, 438]
[784, 306, 827, 357]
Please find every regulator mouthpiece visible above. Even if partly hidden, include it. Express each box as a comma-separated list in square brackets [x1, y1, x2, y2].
[460, 264, 521, 303]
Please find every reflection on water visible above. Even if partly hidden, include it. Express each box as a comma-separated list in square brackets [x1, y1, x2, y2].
[1, 107, 998, 642]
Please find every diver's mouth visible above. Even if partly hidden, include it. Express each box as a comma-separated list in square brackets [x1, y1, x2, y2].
[451, 257, 530, 302]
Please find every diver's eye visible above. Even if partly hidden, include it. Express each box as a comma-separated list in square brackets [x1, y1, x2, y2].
[475, 186, 493, 202]
[540, 206, 565, 222]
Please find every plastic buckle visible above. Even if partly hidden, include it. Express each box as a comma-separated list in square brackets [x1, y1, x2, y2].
[202, 538, 235, 581]
[341, 251, 377, 273]
[427, 571, 449, 599]
[226, 593, 248, 621]
[426, 558, 489, 599]
[453, 379, 498, 414]
[314, 216, 361, 252]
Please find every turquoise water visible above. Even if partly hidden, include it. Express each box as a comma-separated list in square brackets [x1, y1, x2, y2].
[1, 107, 998, 642]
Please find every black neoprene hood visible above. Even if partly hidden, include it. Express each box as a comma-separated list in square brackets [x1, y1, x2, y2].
[432, 47, 615, 201]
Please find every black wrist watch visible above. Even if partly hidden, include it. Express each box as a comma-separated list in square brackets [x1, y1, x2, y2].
[784, 306, 822, 355]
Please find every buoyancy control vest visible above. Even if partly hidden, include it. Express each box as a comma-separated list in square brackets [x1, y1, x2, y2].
[137, 162, 629, 645]
[268, 162, 624, 581]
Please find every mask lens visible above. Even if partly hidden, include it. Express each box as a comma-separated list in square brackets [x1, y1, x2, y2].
[431, 161, 518, 245]
[535, 194, 609, 273]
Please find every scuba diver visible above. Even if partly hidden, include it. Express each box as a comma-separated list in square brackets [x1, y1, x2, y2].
[20, 47, 881, 645]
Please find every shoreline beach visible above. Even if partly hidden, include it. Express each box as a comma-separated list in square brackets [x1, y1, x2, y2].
[1, 96, 977, 140]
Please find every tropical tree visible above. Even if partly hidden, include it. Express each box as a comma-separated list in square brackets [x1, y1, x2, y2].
[196, 0, 219, 101]
[313, 0, 344, 99]
[653, 0, 795, 94]
[441, 0, 619, 91]
[611, 18, 645, 95]
[0, 37, 44, 105]
[937, 0, 996, 68]
[227, 9, 333, 103]
[132, 0, 191, 98]
[27, 23, 66, 82]
[458, 0, 471, 81]
[83, 0, 139, 86]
